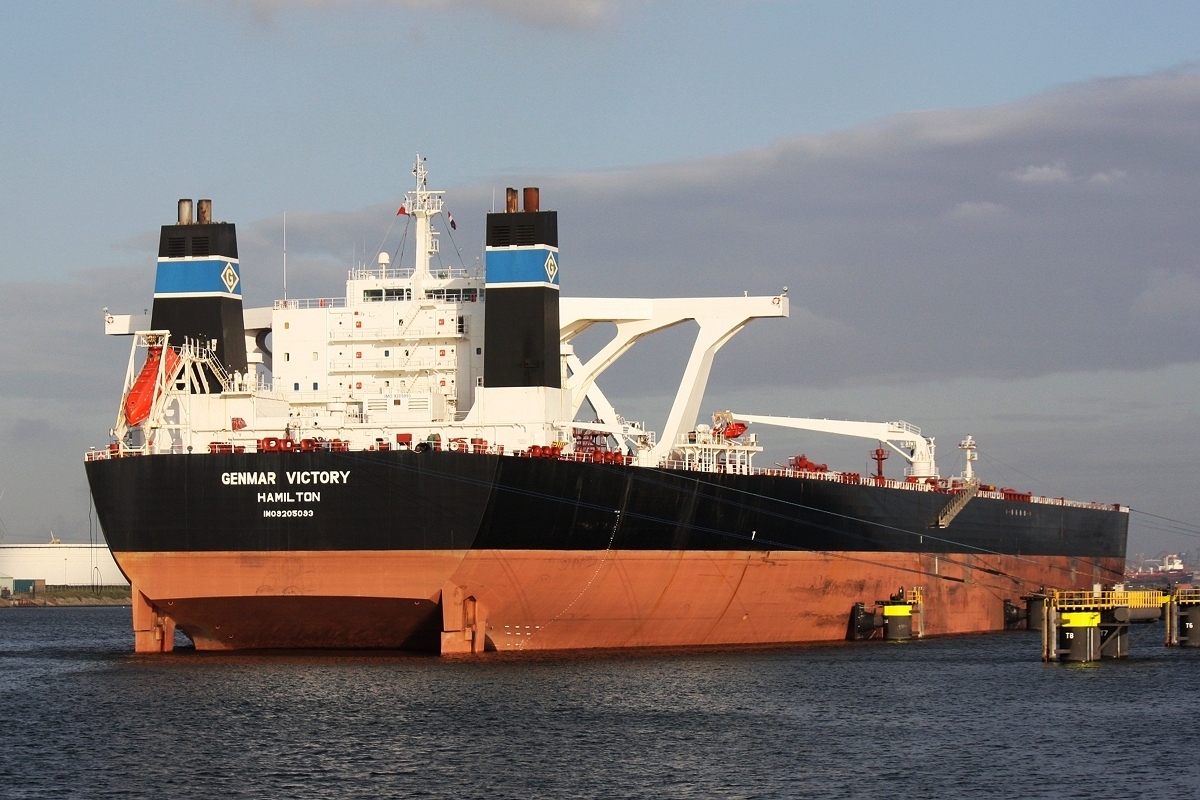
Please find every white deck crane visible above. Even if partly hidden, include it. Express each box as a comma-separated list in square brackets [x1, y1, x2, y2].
[729, 413, 939, 478]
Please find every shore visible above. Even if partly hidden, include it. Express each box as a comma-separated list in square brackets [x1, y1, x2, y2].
[1, 588, 132, 607]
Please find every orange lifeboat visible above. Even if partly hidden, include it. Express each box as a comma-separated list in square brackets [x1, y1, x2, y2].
[722, 421, 748, 439]
[124, 345, 181, 426]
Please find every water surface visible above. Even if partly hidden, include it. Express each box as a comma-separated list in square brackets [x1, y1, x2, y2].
[1, 607, 1197, 798]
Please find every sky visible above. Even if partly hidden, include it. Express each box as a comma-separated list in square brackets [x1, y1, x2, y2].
[1, 1, 1199, 558]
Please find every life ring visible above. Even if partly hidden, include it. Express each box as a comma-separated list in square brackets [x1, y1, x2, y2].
[772, 296, 781, 305]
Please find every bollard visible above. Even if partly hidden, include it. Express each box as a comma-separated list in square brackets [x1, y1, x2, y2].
[1026, 595, 1047, 631]
[1098, 607, 1129, 658]
[1058, 611, 1101, 662]
[1180, 605, 1200, 647]
[1043, 599, 1055, 662]
[881, 603, 913, 640]
[853, 587, 922, 642]
[1038, 589, 1177, 662]
[1167, 599, 1179, 647]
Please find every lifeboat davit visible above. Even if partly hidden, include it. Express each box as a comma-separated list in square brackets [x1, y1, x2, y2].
[124, 345, 181, 426]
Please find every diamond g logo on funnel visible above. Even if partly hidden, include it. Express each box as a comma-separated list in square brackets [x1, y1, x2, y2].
[221, 263, 240, 293]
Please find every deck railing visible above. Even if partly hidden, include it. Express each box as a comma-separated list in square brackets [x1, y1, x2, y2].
[78, 439, 1127, 513]
[1052, 589, 1168, 610]
[274, 297, 347, 310]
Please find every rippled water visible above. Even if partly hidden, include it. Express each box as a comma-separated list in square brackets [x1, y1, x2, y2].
[2, 607, 1198, 798]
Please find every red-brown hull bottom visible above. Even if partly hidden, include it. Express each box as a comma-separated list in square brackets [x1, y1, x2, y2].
[115, 549, 1122, 653]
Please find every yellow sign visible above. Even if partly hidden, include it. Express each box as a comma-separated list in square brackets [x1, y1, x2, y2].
[882, 604, 912, 617]
[1060, 611, 1100, 628]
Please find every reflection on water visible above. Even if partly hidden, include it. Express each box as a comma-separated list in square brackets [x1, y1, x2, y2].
[2, 606, 1199, 798]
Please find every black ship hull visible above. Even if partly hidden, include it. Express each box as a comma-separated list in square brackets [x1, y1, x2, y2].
[87, 449, 1126, 557]
[85, 450, 1127, 653]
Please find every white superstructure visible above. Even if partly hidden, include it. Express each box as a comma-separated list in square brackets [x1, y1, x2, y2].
[96, 159, 796, 469]
[96, 156, 1093, 503]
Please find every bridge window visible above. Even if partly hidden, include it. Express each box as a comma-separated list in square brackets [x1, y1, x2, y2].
[363, 289, 383, 302]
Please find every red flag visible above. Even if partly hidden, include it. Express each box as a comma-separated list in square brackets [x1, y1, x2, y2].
[447, 211, 457, 230]
[396, 204, 407, 216]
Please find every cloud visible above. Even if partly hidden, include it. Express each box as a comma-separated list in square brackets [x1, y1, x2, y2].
[228, 0, 617, 28]
[946, 200, 1009, 220]
[192, 67, 1200, 393]
[1088, 169, 1127, 185]
[78, 69, 1200, 396]
[1008, 160, 1071, 184]
[1130, 270, 1200, 324]
[0, 266, 145, 402]
[531, 70, 1200, 388]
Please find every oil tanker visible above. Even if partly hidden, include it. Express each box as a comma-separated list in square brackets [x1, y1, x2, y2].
[86, 158, 1127, 653]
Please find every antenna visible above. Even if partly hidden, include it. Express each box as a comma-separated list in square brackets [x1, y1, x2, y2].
[872, 445, 889, 479]
[959, 435, 978, 481]
[283, 211, 288, 300]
